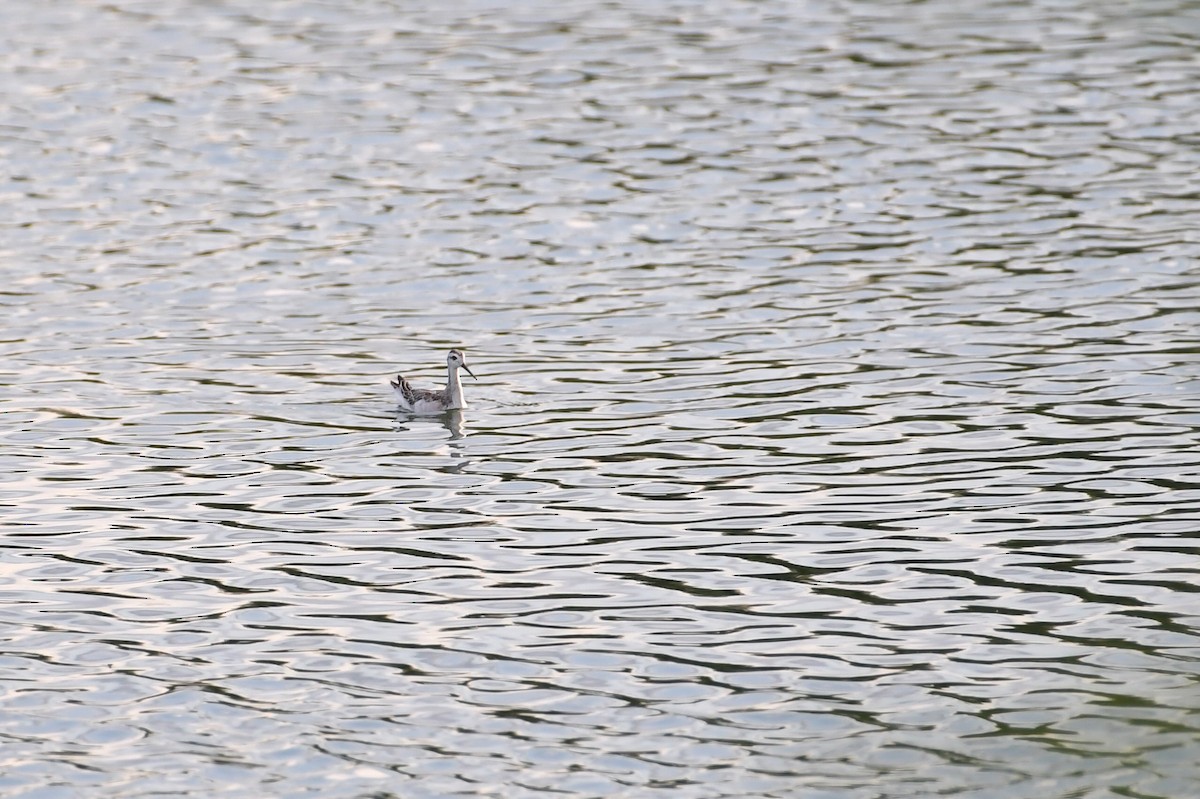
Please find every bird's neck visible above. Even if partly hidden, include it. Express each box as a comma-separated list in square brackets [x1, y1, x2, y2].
[445, 365, 466, 408]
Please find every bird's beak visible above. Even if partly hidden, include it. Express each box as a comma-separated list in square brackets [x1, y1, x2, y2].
[463, 364, 478, 381]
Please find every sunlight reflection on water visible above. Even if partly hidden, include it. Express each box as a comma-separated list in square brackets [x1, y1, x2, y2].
[2, 0, 1199, 797]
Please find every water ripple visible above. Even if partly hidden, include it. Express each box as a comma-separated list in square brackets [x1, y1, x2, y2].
[2, 0, 1200, 797]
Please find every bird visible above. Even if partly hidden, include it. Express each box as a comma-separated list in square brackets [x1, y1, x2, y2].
[390, 349, 477, 414]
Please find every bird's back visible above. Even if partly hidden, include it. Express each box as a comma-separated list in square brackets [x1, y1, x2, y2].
[391, 375, 448, 413]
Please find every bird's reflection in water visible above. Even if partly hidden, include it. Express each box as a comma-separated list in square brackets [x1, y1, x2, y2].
[393, 409, 469, 469]
[441, 410, 469, 472]
[393, 409, 466, 439]
[443, 409, 466, 441]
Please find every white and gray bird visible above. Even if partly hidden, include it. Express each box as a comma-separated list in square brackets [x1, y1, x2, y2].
[390, 349, 477, 413]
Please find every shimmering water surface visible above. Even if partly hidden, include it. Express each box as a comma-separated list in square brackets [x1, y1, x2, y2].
[3, 1, 1200, 797]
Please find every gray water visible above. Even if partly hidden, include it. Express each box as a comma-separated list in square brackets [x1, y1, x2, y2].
[3, 1, 1200, 797]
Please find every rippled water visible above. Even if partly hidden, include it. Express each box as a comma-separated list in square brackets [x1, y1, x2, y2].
[3, 0, 1200, 797]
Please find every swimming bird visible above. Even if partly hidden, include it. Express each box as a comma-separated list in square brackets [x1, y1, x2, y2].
[391, 349, 477, 413]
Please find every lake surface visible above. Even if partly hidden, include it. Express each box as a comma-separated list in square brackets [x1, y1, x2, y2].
[2, 1, 1199, 797]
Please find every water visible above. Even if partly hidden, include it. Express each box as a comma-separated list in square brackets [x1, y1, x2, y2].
[3, 0, 1199, 797]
